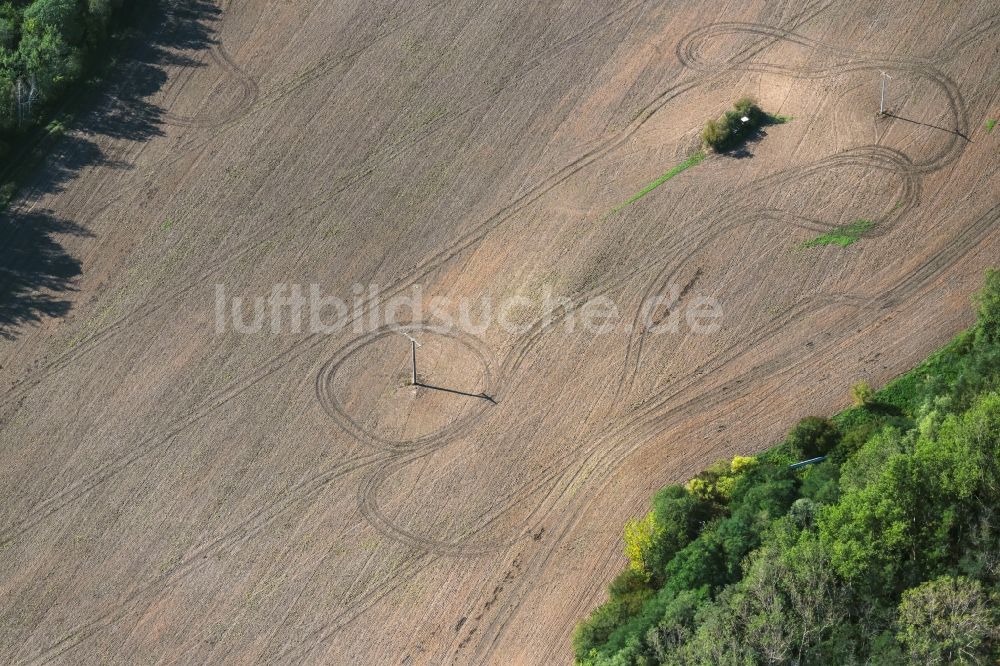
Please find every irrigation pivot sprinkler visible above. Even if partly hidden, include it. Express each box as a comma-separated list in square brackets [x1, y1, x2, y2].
[400, 331, 421, 385]
[411, 338, 417, 385]
[879, 71, 892, 115]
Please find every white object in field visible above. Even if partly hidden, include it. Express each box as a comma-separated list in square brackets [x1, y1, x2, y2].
[411, 339, 417, 385]
[879, 71, 893, 114]
[399, 331, 421, 385]
[740, 116, 749, 123]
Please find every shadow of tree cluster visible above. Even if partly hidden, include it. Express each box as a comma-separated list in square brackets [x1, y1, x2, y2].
[723, 126, 770, 159]
[84, 0, 222, 144]
[0, 211, 90, 339]
[0, 0, 221, 340]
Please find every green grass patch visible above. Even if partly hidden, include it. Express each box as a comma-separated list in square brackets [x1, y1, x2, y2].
[45, 119, 67, 137]
[801, 218, 876, 248]
[609, 151, 706, 214]
[987, 118, 996, 133]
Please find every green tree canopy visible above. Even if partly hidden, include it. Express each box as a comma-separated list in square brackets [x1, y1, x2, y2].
[896, 576, 997, 664]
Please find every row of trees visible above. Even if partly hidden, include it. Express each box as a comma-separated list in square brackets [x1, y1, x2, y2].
[574, 269, 1000, 664]
[0, 0, 123, 134]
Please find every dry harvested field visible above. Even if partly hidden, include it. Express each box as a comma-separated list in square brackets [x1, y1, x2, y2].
[1, 0, 999, 662]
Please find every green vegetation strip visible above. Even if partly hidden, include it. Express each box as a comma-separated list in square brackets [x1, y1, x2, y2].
[987, 118, 997, 133]
[801, 217, 876, 248]
[603, 100, 790, 218]
[609, 151, 706, 214]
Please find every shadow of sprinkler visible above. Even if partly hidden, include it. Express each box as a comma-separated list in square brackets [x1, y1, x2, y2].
[400, 331, 496, 403]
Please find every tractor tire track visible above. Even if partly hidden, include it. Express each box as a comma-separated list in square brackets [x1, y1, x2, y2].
[463, 201, 999, 662]
[344, 0, 843, 559]
[1, 0, 800, 542]
[315, 323, 499, 453]
[616, 146, 923, 398]
[0, 0, 648, 411]
[160, 44, 260, 129]
[18, 448, 383, 664]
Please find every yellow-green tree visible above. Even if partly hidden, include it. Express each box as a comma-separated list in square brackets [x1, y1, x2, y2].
[623, 512, 661, 579]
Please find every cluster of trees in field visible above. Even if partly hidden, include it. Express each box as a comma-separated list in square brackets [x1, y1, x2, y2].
[700, 97, 769, 152]
[0, 0, 123, 138]
[574, 269, 1000, 665]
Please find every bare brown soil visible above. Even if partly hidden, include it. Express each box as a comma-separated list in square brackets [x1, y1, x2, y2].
[1, 0, 998, 663]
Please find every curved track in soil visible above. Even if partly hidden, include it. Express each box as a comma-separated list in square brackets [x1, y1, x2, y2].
[2, 1, 998, 663]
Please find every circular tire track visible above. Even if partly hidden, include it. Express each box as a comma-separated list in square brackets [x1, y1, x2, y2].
[435, 14, 1000, 658]
[160, 45, 260, 129]
[11, 1, 996, 660]
[341, 0, 842, 558]
[316, 323, 499, 453]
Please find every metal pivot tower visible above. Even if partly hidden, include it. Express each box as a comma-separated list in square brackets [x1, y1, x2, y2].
[410, 338, 417, 385]
[401, 332, 421, 385]
[879, 71, 892, 115]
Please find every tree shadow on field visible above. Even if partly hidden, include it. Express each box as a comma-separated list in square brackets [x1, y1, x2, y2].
[83, 0, 222, 146]
[722, 127, 768, 159]
[0, 211, 91, 339]
[0, 0, 221, 339]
